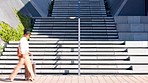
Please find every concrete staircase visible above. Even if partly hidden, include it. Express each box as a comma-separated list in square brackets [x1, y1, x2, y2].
[32, 17, 118, 41]
[1, 0, 148, 75]
[2, 40, 148, 74]
[52, 0, 107, 17]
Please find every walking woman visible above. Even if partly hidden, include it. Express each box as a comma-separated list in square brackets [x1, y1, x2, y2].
[8, 30, 35, 82]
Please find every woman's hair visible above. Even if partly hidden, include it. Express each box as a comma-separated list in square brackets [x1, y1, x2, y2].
[24, 29, 30, 35]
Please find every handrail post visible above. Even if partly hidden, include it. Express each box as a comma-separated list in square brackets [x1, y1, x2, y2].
[78, 0, 81, 76]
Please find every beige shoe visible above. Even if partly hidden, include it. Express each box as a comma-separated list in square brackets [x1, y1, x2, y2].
[29, 78, 34, 81]
[6, 78, 13, 82]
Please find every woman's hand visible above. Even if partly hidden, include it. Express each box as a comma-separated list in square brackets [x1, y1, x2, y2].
[28, 52, 32, 55]
[22, 54, 26, 58]
[19, 54, 26, 59]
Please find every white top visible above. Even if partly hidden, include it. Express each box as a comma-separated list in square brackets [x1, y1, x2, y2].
[19, 37, 29, 54]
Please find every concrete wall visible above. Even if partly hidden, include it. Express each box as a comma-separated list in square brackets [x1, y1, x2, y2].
[107, 0, 124, 15]
[31, 0, 51, 17]
[0, 0, 51, 44]
[115, 16, 148, 40]
[0, 0, 51, 28]
[0, 0, 24, 28]
[119, 0, 145, 16]
[20, 0, 51, 17]
[108, 0, 145, 16]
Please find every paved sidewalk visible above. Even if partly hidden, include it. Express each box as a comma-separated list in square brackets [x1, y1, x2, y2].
[0, 75, 148, 83]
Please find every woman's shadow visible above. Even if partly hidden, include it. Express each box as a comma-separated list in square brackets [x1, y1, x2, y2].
[0, 78, 25, 82]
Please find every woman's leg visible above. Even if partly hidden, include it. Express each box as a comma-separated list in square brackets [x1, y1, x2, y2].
[24, 56, 35, 80]
[25, 65, 31, 80]
[9, 58, 25, 80]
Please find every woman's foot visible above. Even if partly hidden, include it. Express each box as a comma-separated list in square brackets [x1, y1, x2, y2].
[29, 78, 34, 81]
[6, 78, 13, 82]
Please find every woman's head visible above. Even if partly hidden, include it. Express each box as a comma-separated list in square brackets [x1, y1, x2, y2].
[24, 29, 30, 39]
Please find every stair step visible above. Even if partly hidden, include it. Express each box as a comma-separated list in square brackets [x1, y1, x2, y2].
[3, 52, 146, 56]
[8, 41, 124, 45]
[1, 56, 129, 60]
[35, 21, 115, 25]
[34, 24, 115, 27]
[32, 29, 117, 32]
[35, 17, 114, 22]
[2, 52, 128, 55]
[30, 35, 118, 38]
[52, 10, 106, 13]
[31, 31, 117, 34]
[31, 33, 118, 35]
[29, 38, 75, 41]
[30, 34, 118, 37]
[53, 6, 106, 8]
[51, 15, 107, 17]
[33, 27, 117, 30]
[34, 20, 114, 23]
[7, 44, 126, 48]
[0, 60, 131, 64]
[0, 65, 131, 69]
[31, 30, 118, 33]
[29, 38, 118, 41]
[52, 11, 106, 14]
[5, 48, 127, 52]
[52, 12, 106, 14]
[3, 70, 145, 75]
[0, 59, 129, 62]
[51, 13, 107, 15]
[34, 17, 114, 19]
[1, 70, 148, 74]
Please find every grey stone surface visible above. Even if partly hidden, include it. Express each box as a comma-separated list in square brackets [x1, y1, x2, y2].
[114, 16, 128, 24]
[133, 33, 147, 41]
[130, 56, 148, 63]
[133, 65, 148, 71]
[114, 0, 127, 16]
[144, 24, 148, 32]
[115, 16, 148, 40]
[125, 41, 148, 47]
[128, 16, 140, 24]
[0, 0, 23, 28]
[130, 24, 144, 32]
[115, 16, 148, 24]
[108, 0, 124, 15]
[99, 0, 105, 6]
[119, 32, 148, 41]
[119, 0, 145, 16]
[116, 24, 130, 31]
[20, 0, 51, 17]
[108, 0, 145, 16]
[140, 16, 148, 24]
[118, 33, 133, 40]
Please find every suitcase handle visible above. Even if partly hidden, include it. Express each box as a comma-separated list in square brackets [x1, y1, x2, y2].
[31, 54, 33, 62]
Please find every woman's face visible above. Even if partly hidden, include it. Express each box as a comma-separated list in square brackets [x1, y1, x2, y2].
[26, 34, 30, 39]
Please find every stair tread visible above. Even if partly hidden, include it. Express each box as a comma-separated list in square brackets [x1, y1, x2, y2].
[9, 41, 124, 44]
[1, 56, 129, 59]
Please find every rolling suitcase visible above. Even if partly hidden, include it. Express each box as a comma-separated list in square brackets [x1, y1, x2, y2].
[25, 54, 36, 80]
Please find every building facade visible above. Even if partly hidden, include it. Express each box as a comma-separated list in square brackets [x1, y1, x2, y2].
[106, 0, 146, 16]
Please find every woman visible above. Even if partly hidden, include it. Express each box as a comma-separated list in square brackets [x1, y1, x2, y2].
[9, 30, 35, 82]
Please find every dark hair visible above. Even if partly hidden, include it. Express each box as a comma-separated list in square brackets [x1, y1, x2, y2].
[24, 29, 30, 35]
